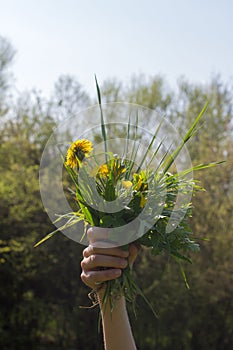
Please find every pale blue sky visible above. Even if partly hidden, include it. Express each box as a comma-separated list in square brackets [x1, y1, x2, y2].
[1, 0, 233, 97]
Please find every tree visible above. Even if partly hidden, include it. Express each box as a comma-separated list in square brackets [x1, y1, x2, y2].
[0, 36, 15, 117]
[52, 74, 91, 120]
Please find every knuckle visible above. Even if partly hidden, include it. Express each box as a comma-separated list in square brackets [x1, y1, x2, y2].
[80, 259, 86, 270]
[82, 247, 89, 258]
[87, 227, 94, 241]
[89, 254, 97, 264]
[88, 245, 95, 255]
[80, 271, 86, 282]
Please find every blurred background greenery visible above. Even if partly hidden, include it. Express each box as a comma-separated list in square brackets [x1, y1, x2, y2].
[0, 36, 232, 350]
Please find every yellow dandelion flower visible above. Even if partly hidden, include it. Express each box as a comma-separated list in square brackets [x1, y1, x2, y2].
[65, 139, 92, 169]
[95, 161, 126, 179]
[97, 163, 109, 176]
[122, 180, 133, 189]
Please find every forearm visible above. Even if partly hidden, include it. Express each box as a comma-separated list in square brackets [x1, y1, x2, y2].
[98, 293, 137, 350]
[81, 238, 139, 350]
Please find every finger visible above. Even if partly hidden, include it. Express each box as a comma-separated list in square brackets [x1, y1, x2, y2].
[81, 254, 128, 271]
[81, 268, 122, 289]
[128, 243, 140, 267]
[87, 227, 109, 243]
[83, 244, 129, 259]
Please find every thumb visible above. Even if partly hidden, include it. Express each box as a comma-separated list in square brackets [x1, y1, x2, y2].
[128, 243, 141, 269]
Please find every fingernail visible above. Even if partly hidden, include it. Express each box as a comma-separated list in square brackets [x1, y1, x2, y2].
[114, 269, 121, 276]
[120, 259, 127, 267]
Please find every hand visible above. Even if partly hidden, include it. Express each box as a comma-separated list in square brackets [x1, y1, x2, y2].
[80, 227, 139, 291]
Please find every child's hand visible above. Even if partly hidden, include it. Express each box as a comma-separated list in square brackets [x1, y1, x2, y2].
[80, 227, 140, 291]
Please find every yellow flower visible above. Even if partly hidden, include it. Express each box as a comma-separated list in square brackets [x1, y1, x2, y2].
[97, 164, 109, 176]
[122, 180, 133, 189]
[133, 173, 148, 191]
[95, 160, 126, 179]
[65, 139, 92, 169]
[140, 195, 147, 208]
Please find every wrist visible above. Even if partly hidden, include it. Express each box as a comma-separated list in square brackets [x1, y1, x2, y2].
[97, 288, 125, 310]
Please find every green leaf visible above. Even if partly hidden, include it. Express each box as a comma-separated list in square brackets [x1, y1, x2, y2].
[171, 251, 193, 264]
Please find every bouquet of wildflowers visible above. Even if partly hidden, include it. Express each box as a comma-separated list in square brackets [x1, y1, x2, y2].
[36, 80, 221, 315]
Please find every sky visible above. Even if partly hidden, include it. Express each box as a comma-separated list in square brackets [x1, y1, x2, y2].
[0, 0, 233, 97]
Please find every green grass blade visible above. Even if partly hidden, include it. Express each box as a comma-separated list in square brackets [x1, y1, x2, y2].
[34, 229, 60, 247]
[95, 75, 107, 162]
[136, 120, 163, 173]
[161, 102, 209, 174]
[34, 216, 83, 247]
[166, 161, 224, 179]
[125, 110, 139, 179]
[122, 113, 131, 161]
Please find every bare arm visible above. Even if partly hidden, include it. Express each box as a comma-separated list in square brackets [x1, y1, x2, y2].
[81, 228, 138, 350]
[98, 288, 137, 350]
